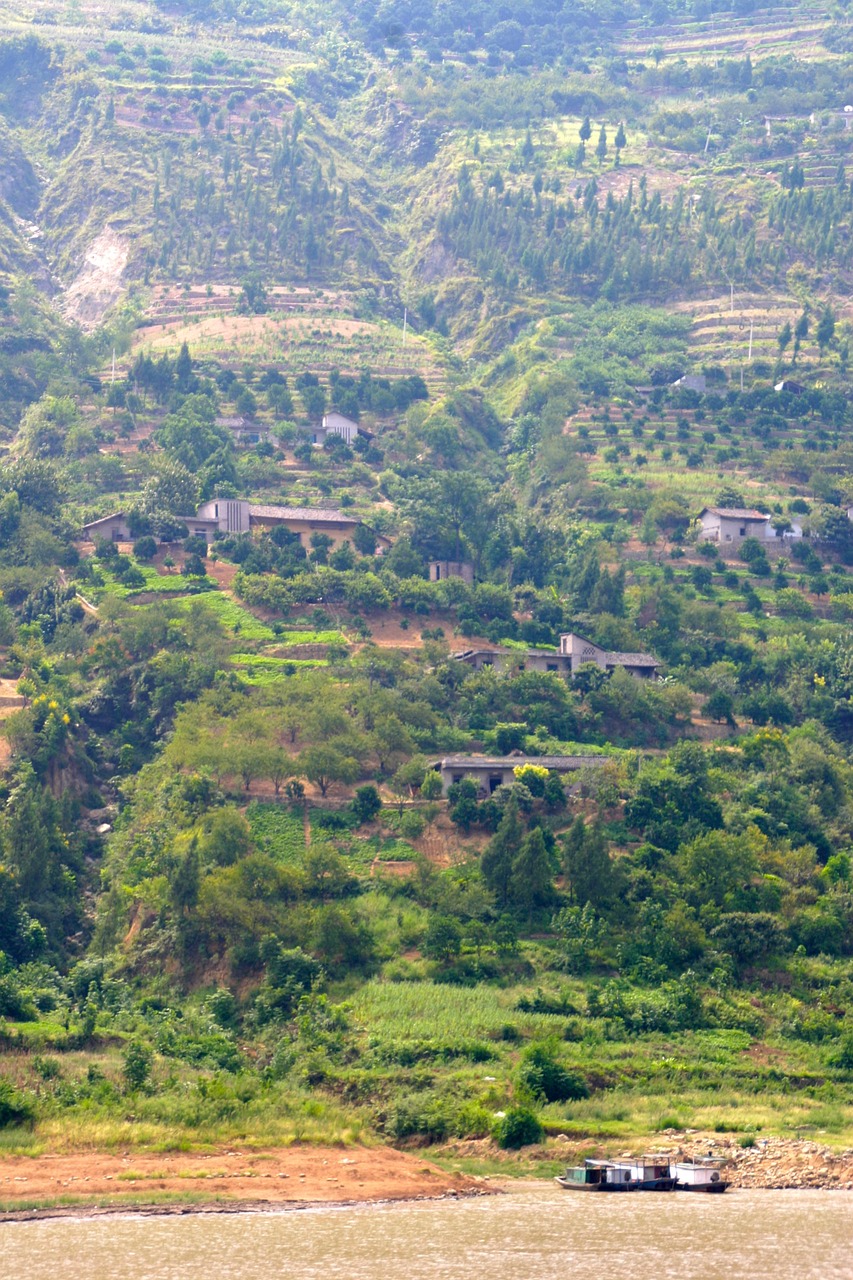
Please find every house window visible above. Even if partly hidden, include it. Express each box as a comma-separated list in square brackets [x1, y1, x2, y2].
[488, 776, 502, 794]
[482, 657, 493, 667]
[452, 773, 463, 784]
[547, 663, 558, 672]
[434, 564, 441, 580]
[739, 527, 746, 536]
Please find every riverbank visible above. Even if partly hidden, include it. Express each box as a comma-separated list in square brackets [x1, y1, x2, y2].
[0, 1146, 485, 1220]
[435, 1134, 853, 1191]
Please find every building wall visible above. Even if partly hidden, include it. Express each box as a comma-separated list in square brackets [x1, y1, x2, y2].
[321, 413, 359, 445]
[438, 764, 518, 795]
[249, 514, 356, 549]
[84, 515, 131, 543]
[559, 633, 607, 671]
[698, 513, 771, 543]
[196, 499, 251, 534]
[429, 560, 474, 585]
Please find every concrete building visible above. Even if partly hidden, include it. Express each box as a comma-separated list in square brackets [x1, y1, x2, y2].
[697, 506, 773, 544]
[81, 512, 133, 543]
[671, 373, 707, 394]
[433, 753, 607, 797]
[311, 411, 374, 448]
[195, 499, 358, 548]
[558, 632, 661, 679]
[429, 560, 474, 585]
[216, 416, 272, 447]
[454, 648, 572, 675]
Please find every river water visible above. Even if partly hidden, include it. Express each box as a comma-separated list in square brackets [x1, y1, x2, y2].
[4, 1183, 853, 1280]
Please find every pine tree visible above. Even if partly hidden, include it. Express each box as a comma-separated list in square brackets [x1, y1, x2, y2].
[563, 819, 613, 908]
[615, 122, 626, 151]
[512, 827, 554, 923]
[817, 306, 835, 354]
[579, 116, 592, 144]
[481, 796, 523, 909]
[596, 126, 608, 163]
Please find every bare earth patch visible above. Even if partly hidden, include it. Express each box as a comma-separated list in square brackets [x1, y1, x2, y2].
[0, 1145, 481, 1218]
[62, 228, 130, 330]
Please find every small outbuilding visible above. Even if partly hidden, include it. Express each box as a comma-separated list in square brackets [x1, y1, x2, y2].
[429, 560, 474, 584]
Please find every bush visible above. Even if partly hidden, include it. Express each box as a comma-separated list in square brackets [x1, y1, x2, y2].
[123, 1039, 153, 1091]
[518, 1044, 589, 1102]
[133, 535, 158, 560]
[351, 785, 382, 825]
[0, 1079, 35, 1128]
[493, 1106, 543, 1149]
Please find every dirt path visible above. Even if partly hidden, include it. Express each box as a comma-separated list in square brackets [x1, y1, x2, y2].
[0, 1146, 481, 1217]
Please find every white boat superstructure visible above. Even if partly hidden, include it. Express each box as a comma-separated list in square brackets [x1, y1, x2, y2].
[669, 1157, 729, 1193]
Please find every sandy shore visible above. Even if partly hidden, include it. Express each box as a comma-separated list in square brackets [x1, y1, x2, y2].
[0, 1146, 485, 1221]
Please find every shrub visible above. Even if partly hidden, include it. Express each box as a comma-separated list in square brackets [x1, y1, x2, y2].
[123, 1039, 153, 1091]
[133, 535, 158, 560]
[0, 1079, 35, 1128]
[493, 1106, 543, 1149]
[518, 1044, 589, 1102]
[351, 785, 382, 824]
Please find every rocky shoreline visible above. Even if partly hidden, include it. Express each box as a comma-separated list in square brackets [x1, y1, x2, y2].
[572, 1136, 853, 1190]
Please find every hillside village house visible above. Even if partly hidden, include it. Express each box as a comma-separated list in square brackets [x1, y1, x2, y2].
[433, 753, 607, 796]
[558, 632, 661, 678]
[697, 506, 803, 544]
[216, 416, 272, 447]
[82, 500, 386, 551]
[455, 632, 661, 680]
[311, 412, 374, 448]
[194, 500, 360, 547]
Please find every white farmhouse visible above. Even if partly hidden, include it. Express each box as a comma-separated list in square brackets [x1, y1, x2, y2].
[697, 506, 773, 544]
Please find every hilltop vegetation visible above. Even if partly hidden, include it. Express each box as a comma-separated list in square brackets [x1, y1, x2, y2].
[3, 0, 853, 1176]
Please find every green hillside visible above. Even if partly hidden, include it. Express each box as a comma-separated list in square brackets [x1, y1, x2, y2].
[2, 0, 853, 1190]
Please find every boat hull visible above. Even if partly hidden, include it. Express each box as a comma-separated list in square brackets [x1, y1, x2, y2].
[674, 1181, 730, 1193]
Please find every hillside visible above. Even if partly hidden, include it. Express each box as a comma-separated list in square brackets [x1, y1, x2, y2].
[2, 0, 853, 1199]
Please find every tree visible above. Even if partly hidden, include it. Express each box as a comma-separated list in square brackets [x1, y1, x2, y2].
[123, 1040, 153, 1091]
[793, 310, 809, 362]
[481, 796, 523, 908]
[614, 122, 626, 152]
[299, 743, 359, 797]
[562, 819, 614, 908]
[420, 770, 443, 800]
[181, 554, 207, 577]
[423, 915, 462, 964]
[143, 461, 198, 516]
[595, 125, 608, 163]
[512, 827, 555, 922]
[777, 321, 792, 356]
[579, 115, 592, 144]
[817, 307, 836, 355]
[352, 784, 382, 824]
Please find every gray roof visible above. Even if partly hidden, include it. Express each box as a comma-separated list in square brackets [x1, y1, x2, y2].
[438, 755, 608, 770]
[248, 504, 356, 524]
[82, 511, 126, 530]
[700, 507, 769, 521]
[605, 651, 660, 668]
